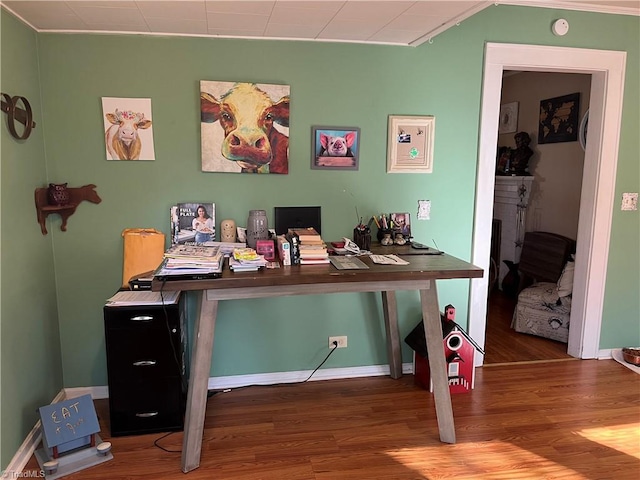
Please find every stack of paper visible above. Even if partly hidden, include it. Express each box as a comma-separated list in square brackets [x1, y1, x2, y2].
[229, 248, 268, 272]
[157, 245, 223, 276]
[106, 290, 180, 306]
[369, 254, 410, 265]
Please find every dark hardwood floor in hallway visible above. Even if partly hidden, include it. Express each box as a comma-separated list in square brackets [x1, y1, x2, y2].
[483, 289, 572, 365]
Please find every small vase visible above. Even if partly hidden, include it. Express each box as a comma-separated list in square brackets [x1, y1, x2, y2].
[47, 183, 70, 206]
[246, 210, 268, 249]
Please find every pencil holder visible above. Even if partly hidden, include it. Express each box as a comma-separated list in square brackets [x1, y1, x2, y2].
[353, 228, 371, 251]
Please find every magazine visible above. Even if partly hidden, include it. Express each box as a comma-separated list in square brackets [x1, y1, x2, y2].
[171, 202, 215, 245]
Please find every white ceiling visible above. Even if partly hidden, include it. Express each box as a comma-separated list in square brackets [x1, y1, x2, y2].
[2, 0, 639, 47]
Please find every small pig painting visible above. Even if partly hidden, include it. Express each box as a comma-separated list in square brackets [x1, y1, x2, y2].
[312, 127, 360, 171]
[320, 132, 356, 157]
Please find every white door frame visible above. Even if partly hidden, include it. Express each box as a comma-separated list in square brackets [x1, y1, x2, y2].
[469, 43, 626, 364]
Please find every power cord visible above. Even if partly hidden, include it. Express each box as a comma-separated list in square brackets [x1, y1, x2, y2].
[152, 281, 187, 454]
[301, 340, 339, 383]
[207, 340, 340, 397]
[154, 431, 181, 453]
[159, 282, 188, 394]
[153, 341, 340, 453]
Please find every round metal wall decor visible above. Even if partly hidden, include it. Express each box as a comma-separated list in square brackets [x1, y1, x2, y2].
[1, 93, 36, 140]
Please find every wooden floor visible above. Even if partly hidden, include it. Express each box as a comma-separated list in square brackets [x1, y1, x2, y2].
[484, 289, 572, 364]
[19, 292, 637, 479]
[21, 359, 639, 479]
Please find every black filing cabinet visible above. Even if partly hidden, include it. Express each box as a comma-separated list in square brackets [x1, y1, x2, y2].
[104, 293, 188, 436]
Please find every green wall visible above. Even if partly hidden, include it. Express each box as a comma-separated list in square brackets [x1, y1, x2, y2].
[1, 11, 64, 469]
[1, 4, 638, 469]
[36, 33, 484, 388]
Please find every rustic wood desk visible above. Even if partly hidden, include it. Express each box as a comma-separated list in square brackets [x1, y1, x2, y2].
[152, 251, 483, 474]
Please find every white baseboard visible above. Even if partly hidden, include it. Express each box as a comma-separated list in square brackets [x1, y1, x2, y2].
[4, 363, 414, 478]
[207, 363, 415, 390]
[597, 349, 613, 360]
[63, 364, 415, 399]
[2, 390, 66, 480]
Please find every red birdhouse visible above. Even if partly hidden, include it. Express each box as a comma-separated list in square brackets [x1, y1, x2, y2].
[405, 304, 484, 394]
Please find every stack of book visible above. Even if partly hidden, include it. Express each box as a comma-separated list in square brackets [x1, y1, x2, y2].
[229, 248, 268, 272]
[288, 227, 330, 265]
[157, 244, 223, 276]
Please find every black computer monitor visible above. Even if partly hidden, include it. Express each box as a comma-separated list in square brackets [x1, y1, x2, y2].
[274, 206, 321, 235]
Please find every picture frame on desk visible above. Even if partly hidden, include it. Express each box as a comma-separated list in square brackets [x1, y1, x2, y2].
[390, 212, 411, 238]
[311, 126, 360, 170]
[387, 115, 434, 173]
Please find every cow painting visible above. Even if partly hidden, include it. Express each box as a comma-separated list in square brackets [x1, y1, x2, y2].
[200, 81, 290, 174]
[104, 110, 152, 160]
[102, 97, 155, 161]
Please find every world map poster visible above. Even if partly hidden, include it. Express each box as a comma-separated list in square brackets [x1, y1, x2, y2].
[538, 92, 580, 144]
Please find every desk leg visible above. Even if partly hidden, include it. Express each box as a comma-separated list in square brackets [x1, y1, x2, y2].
[381, 291, 403, 379]
[420, 283, 456, 444]
[182, 291, 218, 473]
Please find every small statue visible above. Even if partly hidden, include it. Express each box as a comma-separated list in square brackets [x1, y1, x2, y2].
[509, 131, 533, 175]
[394, 233, 406, 245]
[220, 219, 236, 243]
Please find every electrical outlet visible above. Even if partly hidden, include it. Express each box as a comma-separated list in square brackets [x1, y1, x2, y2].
[329, 336, 347, 348]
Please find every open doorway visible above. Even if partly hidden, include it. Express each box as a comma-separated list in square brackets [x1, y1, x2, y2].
[484, 70, 590, 365]
[469, 43, 627, 366]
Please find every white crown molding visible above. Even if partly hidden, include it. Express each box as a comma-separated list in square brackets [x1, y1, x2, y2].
[3, 1, 636, 49]
[498, 0, 640, 16]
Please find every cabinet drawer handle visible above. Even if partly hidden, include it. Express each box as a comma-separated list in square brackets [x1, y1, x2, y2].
[132, 360, 157, 367]
[135, 411, 159, 418]
[130, 315, 154, 322]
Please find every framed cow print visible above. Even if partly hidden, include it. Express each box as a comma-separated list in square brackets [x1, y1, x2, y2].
[200, 81, 290, 174]
[102, 97, 155, 161]
[311, 126, 360, 171]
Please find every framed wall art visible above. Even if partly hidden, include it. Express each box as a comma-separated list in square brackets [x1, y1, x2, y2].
[102, 97, 155, 161]
[387, 115, 435, 173]
[311, 126, 360, 170]
[538, 92, 580, 144]
[498, 101, 518, 134]
[200, 81, 290, 174]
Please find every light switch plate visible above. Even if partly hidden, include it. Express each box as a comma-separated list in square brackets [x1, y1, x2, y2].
[417, 200, 431, 220]
[621, 193, 638, 211]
